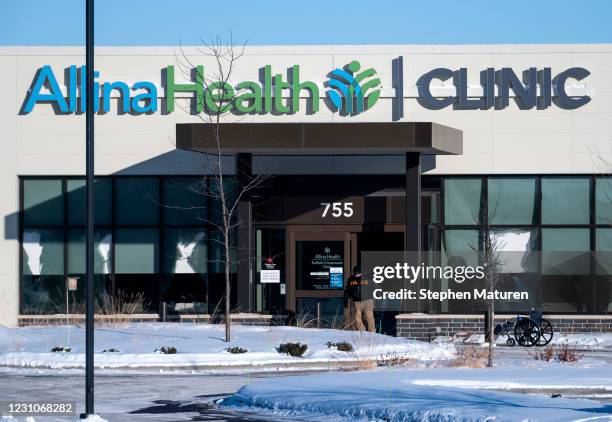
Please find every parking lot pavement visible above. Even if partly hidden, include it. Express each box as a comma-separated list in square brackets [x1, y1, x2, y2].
[2, 348, 611, 420]
[0, 372, 303, 421]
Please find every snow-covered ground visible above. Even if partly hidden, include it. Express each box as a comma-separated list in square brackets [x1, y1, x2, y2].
[222, 366, 612, 421]
[437, 333, 612, 349]
[0, 415, 107, 421]
[0, 323, 455, 371]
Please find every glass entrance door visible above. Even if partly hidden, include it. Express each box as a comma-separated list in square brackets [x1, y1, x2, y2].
[288, 229, 355, 323]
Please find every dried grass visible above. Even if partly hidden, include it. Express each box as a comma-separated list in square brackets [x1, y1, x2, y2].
[94, 291, 150, 326]
[340, 330, 381, 371]
[555, 345, 583, 363]
[531, 345, 556, 362]
[532, 345, 583, 363]
[451, 346, 489, 368]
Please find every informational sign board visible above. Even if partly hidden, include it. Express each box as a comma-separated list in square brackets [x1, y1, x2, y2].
[297, 241, 344, 290]
[66, 277, 78, 291]
[261, 269, 281, 284]
[329, 267, 344, 289]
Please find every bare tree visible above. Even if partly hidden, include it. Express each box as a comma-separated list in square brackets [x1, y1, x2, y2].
[173, 35, 269, 342]
[471, 197, 510, 367]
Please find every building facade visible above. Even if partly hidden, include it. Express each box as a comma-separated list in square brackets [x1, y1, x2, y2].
[1, 44, 611, 334]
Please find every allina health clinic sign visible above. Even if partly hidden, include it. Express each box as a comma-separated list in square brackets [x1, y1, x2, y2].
[21, 60, 591, 115]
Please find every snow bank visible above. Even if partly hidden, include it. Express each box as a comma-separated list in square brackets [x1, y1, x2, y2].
[407, 365, 612, 391]
[436, 332, 612, 349]
[222, 369, 612, 421]
[0, 323, 455, 370]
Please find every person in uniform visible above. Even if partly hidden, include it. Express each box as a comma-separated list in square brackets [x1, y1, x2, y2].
[343, 265, 375, 332]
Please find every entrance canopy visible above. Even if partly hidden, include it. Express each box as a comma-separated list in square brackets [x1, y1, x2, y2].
[176, 122, 462, 155]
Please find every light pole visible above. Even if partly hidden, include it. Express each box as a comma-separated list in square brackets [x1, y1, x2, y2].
[84, 0, 95, 416]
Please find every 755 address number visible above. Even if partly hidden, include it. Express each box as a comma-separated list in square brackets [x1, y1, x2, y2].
[321, 202, 354, 218]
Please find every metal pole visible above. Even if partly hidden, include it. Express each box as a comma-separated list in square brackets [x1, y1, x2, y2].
[85, 0, 95, 415]
[405, 152, 421, 313]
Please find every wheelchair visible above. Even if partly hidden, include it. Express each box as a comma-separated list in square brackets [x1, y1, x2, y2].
[494, 310, 554, 347]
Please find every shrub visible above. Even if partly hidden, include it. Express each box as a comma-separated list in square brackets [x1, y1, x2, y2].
[278, 342, 308, 357]
[451, 346, 488, 368]
[155, 346, 177, 354]
[326, 341, 354, 352]
[102, 348, 119, 353]
[532, 345, 555, 361]
[226, 346, 248, 354]
[555, 345, 582, 363]
[531, 345, 582, 363]
[51, 346, 71, 353]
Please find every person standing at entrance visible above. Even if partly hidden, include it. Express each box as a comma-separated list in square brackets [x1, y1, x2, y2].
[343, 265, 375, 332]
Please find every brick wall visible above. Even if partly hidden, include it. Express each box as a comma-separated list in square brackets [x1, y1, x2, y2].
[179, 313, 277, 326]
[396, 314, 612, 341]
[18, 314, 159, 326]
[18, 313, 278, 327]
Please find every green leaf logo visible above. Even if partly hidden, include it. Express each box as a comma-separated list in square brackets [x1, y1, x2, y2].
[326, 60, 381, 114]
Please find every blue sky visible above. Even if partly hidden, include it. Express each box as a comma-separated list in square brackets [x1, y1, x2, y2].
[1, 0, 611, 45]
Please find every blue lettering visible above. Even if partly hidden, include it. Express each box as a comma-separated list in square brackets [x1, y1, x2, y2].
[131, 82, 158, 113]
[23, 66, 68, 113]
[102, 81, 131, 113]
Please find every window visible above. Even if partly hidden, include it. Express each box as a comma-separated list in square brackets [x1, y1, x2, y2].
[542, 177, 590, 225]
[440, 175, 601, 314]
[491, 228, 539, 273]
[115, 228, 159, 274]
[22, 228, 64, 276]
[162, 228, 207, 274]
[488, 178, 537, 225]
[115, 177, 160, 225]
[596, 228, 612, 275]
[296, 241, 344, 290]
[443, 178, 483, 225]
[23, 179, 63, 226]
[441, 229, 479, 267]
[67, 179, 113, 225]
[296, 297, 344, 327]
[255, 228, 286, 313]
[542, 228, 590, 275]
[67, 229, 112, 275]
[21, 176, 237, 315]
[163, 177, 207, 226]
[21, 228, 64, 314]
[596, 177, 612, 224]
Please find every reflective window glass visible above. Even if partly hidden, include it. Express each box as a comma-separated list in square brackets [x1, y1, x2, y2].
[441, 229, 479, 267]
[162, 228, 207, 274]
[443, 179, 483, 225]
[542, 177, 590, 225]
[596, 177, 612, 224]
[163, 177, 207, 226]
[596, 228, 612, 275]
[491, 228, 539, 273]
[22, 228, 64, 275]
[23, 179, 64, 226]
[488, 178, 537, 225]
[67, 229, 113, 275]
[115, 228, 159, 273]
[542, 228, 590, 274]
[66, 179, 112, 225]
[116, 178, 160, 225]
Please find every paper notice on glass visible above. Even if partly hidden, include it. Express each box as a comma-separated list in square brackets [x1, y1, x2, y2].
[261, 269, 281, 284]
